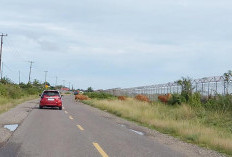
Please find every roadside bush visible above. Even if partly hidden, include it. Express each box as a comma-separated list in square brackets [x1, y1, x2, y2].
[0, 77, 13, 84]
[24, 87, 41, 95]
[176, 77, 194, 102]
[204, 94, 232, 112]
[7, 85, 24, 99]
[0, 82, 42, 100]
[200, 95, 209, 104]
[189, 92, 201, 107]
[0, 84, 8, 97]
[135, 94, 150, 102]
[84, 92, 115, 99]
[168, 94, 182, 105]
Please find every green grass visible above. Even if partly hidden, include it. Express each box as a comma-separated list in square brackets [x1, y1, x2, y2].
[0, 95, 38, 114]
[84, 92, 116, 99]
[82, 98, 232, 156]
[0, 81, 43, 114]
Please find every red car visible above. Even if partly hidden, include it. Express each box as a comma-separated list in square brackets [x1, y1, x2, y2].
[39, 90, 63, 110]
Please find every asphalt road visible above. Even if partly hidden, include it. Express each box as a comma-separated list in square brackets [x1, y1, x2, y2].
[0, 95, 187, 157]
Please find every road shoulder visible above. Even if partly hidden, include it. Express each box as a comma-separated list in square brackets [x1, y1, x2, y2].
[0, 99, 39, 147]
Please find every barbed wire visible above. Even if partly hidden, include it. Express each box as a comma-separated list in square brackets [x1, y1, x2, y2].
[105, 75, 232, 100]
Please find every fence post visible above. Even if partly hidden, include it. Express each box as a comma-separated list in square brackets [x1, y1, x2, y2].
[201, 82, 204, 95]
[208, 82, 210, 97]
[196, 83, 198, 93]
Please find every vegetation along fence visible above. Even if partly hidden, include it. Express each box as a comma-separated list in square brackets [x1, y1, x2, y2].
[104, 76, 232, 101]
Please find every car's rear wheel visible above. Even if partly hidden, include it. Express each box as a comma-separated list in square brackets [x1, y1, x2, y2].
[59, 107, 62, 110]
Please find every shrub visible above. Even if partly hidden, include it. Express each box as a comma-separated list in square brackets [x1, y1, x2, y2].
[7, 85, 24, 99]
[204, 94, 232, 112]
[24, 87, 41, 95]
[84, 92, 115, 99]
[189, 92, 202, 107]
[87, 87, 94, 92]
[0, 82, 42, 100]
[168, 94, 182, 105]
[135, 94, 150, 102]
[0, 77, 13, 84]
[0, 84, 8, 97]
[200, 95, 209, 104]
[176, 77, 194, 102]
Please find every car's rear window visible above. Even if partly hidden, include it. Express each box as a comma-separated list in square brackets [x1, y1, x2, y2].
[43, 91, 60, 97]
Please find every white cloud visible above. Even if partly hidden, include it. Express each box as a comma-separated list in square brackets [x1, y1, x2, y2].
[0, 0, 232, 89]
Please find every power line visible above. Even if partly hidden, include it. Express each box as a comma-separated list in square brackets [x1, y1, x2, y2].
[4, 37, 29, 62]
[19, 70, 20, 84]
[56, 76, 58, 86]
[1, 62, 3, 79]
[44, 71, 48, 85]
[63, 80, 65, 87]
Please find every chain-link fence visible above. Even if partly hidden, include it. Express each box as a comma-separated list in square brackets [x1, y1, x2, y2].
[104, 76, 232, 101]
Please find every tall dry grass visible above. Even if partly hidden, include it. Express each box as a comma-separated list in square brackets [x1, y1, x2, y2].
[83, 98, 232, 155]
[0, 95, 38, 114]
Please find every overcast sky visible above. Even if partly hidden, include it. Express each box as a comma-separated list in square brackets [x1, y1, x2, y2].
[0, 0, 231, 89]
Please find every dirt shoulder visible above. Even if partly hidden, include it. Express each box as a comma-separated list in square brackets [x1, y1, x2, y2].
[0, 99, 39, 147]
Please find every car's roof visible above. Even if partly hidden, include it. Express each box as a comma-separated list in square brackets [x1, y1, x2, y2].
[43, 90, 60, 92]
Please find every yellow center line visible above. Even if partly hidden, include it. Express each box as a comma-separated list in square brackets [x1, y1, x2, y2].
[69, 116, 74, 120]
[65, 111, 68, 114]
[77, 125, 84, 131]
[93, 142, 109, 157]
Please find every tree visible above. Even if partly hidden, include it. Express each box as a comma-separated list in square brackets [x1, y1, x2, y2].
[176, 77, 194, 102]
[0, 77, 13, 84]
[43, 82, 50, 86]
[87, 87, 93, 92]
[223, 70, 232, 94]
[33, 79, 41, 87]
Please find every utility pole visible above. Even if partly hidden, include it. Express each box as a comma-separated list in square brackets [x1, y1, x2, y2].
[69, 82, 70, 89]
[0, 33, 7, 80]
[28, 61, 34, 83]
[62, 80, 65, 88]
[19, 70, 20, 84]
[55, 76, 57, 87]
[44, 71, 48, 86]
[1, 62, 3, 79]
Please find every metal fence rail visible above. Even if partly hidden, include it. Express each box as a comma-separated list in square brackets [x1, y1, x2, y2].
[104, 76, 232, 101]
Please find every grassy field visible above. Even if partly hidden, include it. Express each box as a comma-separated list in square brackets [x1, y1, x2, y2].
[83, 98, 232, 156]
[0, 95, 38, 114]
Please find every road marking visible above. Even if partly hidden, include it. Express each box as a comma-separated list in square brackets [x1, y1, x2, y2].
[77, 125, 84, 131]
[93, 142, 109, 157]
[65, 111, 68, 114]
[69, 116, 73, 120]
